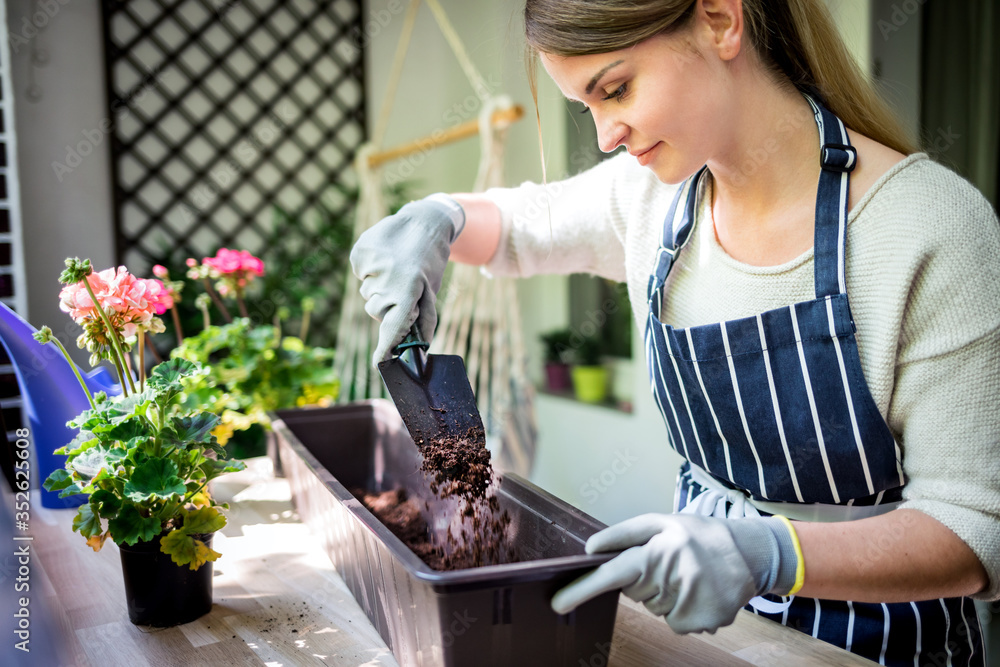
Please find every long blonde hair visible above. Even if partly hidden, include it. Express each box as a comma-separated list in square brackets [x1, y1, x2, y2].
[524, 0, 917, 155]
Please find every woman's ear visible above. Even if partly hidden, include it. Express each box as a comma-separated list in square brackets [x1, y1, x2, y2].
[694, 0, 744, 61]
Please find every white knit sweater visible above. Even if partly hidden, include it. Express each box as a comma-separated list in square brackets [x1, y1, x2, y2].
[482, 151, 1000, 600]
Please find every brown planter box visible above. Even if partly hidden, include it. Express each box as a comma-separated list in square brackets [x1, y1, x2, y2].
[271, 400, 618, 667]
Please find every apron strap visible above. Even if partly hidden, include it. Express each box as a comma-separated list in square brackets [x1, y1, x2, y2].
[647, 168, 709, 310]
[806, 95, 858, 300]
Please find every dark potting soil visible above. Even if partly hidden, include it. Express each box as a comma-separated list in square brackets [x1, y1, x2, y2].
[356, 488, 514, 571]
[356, 488, 447, 568]
[419, 426, 492, 502]
[353, 428, 516, 571]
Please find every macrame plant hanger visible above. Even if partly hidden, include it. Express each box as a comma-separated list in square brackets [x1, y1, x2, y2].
[336, 0, 537, 475]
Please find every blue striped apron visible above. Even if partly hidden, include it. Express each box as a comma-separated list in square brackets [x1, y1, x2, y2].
[644, 96, 985, 667]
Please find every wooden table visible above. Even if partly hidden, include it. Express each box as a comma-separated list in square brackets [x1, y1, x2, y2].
[27, 458, 876, 666]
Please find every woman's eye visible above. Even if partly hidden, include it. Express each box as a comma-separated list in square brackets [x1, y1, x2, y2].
[578, 104, 591, 115]
[601, 83, 628, 102]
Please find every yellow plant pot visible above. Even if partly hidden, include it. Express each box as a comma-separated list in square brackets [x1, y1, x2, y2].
[571, 365, 608, 404]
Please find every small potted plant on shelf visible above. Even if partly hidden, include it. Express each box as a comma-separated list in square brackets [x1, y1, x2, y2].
[37, 258, 246, 627]
[539, 328, 574, 393]
[570, 335, 608, 404]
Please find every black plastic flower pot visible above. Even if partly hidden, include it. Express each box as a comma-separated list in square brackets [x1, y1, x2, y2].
[117, 532, 214, 627]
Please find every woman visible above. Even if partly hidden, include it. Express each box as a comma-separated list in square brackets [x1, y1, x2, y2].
[350, 0, 1000, 664]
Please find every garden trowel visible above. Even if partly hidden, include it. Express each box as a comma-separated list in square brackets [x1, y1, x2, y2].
[377, 324, 487, 454]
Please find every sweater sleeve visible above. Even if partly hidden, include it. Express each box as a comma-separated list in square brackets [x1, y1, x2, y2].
[894, 325, 1000, 601]
[887, 168, 1000, 601]
[480, 151, 647, 281]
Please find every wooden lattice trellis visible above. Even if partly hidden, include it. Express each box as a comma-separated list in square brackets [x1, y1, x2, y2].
[101, 0, 366, 340]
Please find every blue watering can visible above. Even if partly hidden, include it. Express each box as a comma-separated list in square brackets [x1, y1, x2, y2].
[0, 303, 121, 508]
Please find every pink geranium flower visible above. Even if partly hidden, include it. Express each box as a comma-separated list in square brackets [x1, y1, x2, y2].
[91, 267, 149, 315]
[59, 278, 99, 323]
[203, 248, 265, 277]
[143, 278, 175, 315]
[59, 266, 159, 342]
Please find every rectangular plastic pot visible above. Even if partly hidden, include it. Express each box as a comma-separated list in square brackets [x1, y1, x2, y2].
[272, 400, 619, 667]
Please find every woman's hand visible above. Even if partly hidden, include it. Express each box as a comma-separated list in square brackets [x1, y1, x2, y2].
[551, 513, 800, 634]
[350, 194, 465, 366]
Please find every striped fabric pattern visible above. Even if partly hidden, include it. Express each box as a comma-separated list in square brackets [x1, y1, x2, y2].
[645, 97, 984, 665]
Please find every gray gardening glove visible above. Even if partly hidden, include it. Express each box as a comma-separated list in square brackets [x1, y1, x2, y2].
[350, 194, 465, 366]
[551, 513, 801, 634]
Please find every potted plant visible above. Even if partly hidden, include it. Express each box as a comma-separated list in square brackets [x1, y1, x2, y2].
[539, 328, 573, 393]
[570, 335, 609, 404]
[37, 258, 246, 627]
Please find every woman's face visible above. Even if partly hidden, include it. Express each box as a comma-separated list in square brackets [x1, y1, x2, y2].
[540, 29, 733, 185]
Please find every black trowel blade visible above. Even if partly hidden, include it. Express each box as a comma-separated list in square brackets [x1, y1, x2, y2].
[377, 350, 486, 450]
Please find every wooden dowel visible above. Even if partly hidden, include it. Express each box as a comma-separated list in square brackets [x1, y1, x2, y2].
[366, 104, 524, 169]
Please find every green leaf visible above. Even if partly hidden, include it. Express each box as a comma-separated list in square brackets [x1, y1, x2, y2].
[159, 530, 221, 570]
[218, 458, 247, 473]
[123, 458, 186, 502]
[106, 390, 156, 421]
[122, 435, 151, 451]
[166, 412, 221, 446]
[148, 358, 200, 389]
[180, 506, 227, 534]
[126, 448, 150, 469]
[94, 417, 153, 443]
[43, 469, 74, 492]
[59, 430, 98, 456]
[72, 503, 103, 539]
[90, 489, 122, 519]
[64, 436, 101, 459]
[108, 504, 162, 546]
[202, 458, 247, 478]
[68, 446, 118, 478]
[67, 405, 112, 431]
[58, 483, 86, 498]
[184, 448, 205, 469]
[90, 467, 113, 484]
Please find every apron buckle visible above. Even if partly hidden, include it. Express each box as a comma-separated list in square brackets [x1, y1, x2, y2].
[820, 143, 858, 173]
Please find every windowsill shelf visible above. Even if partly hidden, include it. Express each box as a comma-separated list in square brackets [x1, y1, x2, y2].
[536, 386, 634, 414]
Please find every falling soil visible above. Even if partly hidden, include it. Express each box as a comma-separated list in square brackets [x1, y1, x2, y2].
[354, 425, 517, 571]
[419, 426, 493, 502]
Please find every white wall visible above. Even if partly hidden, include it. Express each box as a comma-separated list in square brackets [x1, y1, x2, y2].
[869, 0, 922, 140]
[7, 0, 115, 354]
[823, 0, 872, 72]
